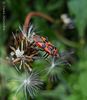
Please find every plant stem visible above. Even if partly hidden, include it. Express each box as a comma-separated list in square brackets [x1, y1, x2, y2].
[23, 12, 55, 33]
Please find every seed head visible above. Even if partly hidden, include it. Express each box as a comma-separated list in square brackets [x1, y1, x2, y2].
[16, 72, 43, 98]
[46, 57, 65, 82]
[8, 26, 39, 72]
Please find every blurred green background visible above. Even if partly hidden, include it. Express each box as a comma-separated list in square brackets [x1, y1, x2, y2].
[0, 0, 87, 100]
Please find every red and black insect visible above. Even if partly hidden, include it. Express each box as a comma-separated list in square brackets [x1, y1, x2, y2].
[32, 34, 59, 58]
[21, 25, 59, 59]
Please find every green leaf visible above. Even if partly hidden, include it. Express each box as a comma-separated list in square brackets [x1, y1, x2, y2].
[65, 95, 80, 100]
[68, 0, 87, 37]
[78, 72, 87, 97]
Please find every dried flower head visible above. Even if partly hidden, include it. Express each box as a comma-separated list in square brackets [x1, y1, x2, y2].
[8, 26, 39, 72]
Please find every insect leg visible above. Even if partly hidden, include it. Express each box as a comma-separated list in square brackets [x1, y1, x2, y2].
[44, 53, 49, 59]
[43, 52, 48, 57]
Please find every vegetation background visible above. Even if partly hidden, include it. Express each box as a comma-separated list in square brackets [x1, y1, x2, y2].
[0, 0, 87, 100]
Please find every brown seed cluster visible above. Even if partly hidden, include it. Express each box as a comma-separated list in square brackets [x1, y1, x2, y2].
[8, 30, 39, 72]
